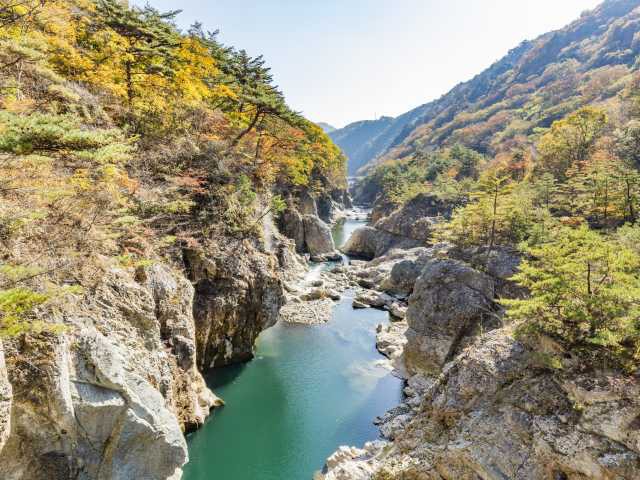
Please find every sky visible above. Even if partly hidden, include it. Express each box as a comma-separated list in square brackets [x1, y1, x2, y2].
[131, 0, 603, 128]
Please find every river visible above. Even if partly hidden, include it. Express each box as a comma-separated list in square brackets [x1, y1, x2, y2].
[183, 218, 403, 480]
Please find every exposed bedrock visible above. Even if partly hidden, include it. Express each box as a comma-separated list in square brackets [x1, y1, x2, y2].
[322, 240, 640, 480]
[322, 330, 640, 479]
[0, 264, 218, 480]
[404, 257, 500, 374]
[278, 193, 344, 260]
[342, 193, 450, 259]
[184, 244, 286, 370]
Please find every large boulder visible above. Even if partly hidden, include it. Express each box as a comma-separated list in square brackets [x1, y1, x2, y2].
[341, 226, 381, 259]
[184, 245, 285, 369]
[380, 246, 444, 296]
[342, 194, 450, 259]
[342, 226, 421, 259]
[405, 258, 499, 373]
[386, 258, 429, 295]
[302, 214, 337, 258]
[346, 246, 443, 294]
[374, 193, 450, 242]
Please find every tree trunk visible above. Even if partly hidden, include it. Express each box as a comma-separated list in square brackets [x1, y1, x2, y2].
[627, 179, 635, 224]
[486, 186, 499, 268]
[230, 110, 261, 149]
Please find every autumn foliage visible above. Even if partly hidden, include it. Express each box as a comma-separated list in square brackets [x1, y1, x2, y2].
[0, 0, 346, 335]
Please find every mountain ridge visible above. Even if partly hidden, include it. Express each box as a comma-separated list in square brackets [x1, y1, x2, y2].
[331, 0, 640, 175]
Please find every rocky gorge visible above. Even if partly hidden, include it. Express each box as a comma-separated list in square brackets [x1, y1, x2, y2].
[2, 171, 639, 480]
[5, 1, 640, 478]
[0, 186, 357, 479]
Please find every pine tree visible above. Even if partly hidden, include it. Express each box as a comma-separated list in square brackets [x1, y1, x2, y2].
[474, 170, 514, 254]
[94, 0, 181, 107]
[614, 165, 640, 224]
[223, 49, 298, 149]
[503, 225, 640, 371]
[531, 172, 557, 210]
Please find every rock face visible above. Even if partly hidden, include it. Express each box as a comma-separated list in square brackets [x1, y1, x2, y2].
[452, 245, 523, 298]
[302, 215, 338, 259]
[298, 190, 319, 216]
[342, 226, 423, 259]
[184, 245, 285, 369]
[342, 194, 449, 259]
[344, 247, 439, 294]
[376, 321, 408, 362]
[317, 192, 341, 224]
[322, 241, 640, 480]
[323, 330, 640, 479]
[381, 247, 440, 296]
[404, 258, 499, 374]
[374, 193, 450, 241]
[279, 207, 306, 253]
[278, 198, 342, 260]
[0, 265, 217, 480]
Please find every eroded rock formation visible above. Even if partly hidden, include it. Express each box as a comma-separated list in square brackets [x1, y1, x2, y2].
[184, 244, 285, 369]
[342, 194, 449, 259]
[0, 265, 218, 479]
[278, 192, 346, 261]
[404, 258, 500, 374]
[321, 232, 640, 479]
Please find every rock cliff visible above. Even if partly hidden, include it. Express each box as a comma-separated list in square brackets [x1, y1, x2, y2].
[323, 329, 640, 479]
[184, 243, 286, 369]
[0, 265, 219, 479]
[322, 226, 640, 480]
[278, 191, 347, 261]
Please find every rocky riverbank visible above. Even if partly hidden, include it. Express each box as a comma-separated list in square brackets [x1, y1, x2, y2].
[342, 194, 450, 260]
[0, 187, 353, 479]
[317, 195, 640, 480]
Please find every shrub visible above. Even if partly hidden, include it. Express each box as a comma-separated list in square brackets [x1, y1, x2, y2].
[503, 225, 640, 371]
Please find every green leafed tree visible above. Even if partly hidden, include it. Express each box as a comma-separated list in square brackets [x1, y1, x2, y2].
[442, 170, 536, 251]
[538, 107, 608, 180]
[503, 225, 640, 371]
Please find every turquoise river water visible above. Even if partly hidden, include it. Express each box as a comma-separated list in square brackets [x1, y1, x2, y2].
[183, 219, 403, 480]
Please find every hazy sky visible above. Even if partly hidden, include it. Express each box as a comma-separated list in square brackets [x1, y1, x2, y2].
[132, 0, 603, 128]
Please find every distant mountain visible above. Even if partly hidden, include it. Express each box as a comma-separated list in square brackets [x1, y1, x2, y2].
[334, 0, 640, 174]
[317, 122, 336, 133]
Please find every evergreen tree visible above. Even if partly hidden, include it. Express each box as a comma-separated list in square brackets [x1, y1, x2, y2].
[224, 49, 297, 148]
[531, 172, 557, 210]
[94, 0, 181, 107]
[503, 225, 640, 371]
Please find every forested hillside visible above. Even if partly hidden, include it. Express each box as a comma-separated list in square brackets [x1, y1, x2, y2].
[336, 0, 640, 177]
[0, 0, 345, 336]
[354, 0, 640, 373]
